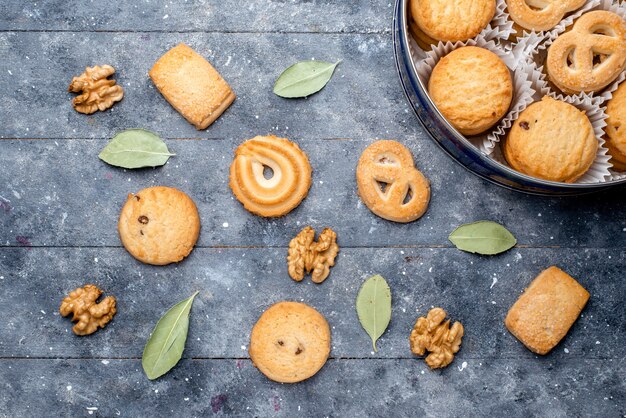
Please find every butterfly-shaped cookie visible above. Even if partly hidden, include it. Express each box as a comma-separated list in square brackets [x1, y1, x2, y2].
[547, 10, 626, 94]
[506, 0, 586, 32]
[356, 140, 430, 223]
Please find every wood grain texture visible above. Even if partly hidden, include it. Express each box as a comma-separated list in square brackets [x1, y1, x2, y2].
[1, 247, 623, 359]
[0, 0, 393, 33]
[0, 359, 623, 417]
[0, 0, 625, 415]
[0, 32, 409, 140]
[1, 139, 624, 248]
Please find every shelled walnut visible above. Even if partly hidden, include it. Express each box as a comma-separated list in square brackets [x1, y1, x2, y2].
[410, 307, 464, 369]
[60, 284, 117, 336]
[68, 65, 124, 114]
[287, 226, 339, 283]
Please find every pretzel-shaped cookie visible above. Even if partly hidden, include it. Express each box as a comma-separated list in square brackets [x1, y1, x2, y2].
[356, 140, 430, 223]
[547, 11, 626, 94]
[506, 0, 586, 32]
[229, 135, 312, 217]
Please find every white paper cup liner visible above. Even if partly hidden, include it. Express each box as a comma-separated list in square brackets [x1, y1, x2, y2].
[599, 69, 626, 103]
[489, 0, 517, 42]
[500, 15, 547, 58]
[481, 67, 535, 153]
[510, 31, 546, 66]
[599, 67, 626, 178]
[489, 61, 612, 183]
[610, 170, 626, 180]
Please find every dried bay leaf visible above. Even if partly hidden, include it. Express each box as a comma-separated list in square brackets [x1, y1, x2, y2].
[449, 221, 517, 255]
[356, 274, 391, 352]
[273, 60, 341, 98]
[142, 292, 199, 380]
[99, 128, 175, 169]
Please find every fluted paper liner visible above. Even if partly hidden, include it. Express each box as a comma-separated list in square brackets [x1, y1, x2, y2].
[490, 0, 516, 42]
[601, 67, 626, 180]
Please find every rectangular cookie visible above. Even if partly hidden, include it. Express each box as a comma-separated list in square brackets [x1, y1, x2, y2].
[505, 266, 589, 355]
[149, 43, 236, 130]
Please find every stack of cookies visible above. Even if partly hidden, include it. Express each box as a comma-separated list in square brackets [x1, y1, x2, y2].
[409, 0, 626, 183]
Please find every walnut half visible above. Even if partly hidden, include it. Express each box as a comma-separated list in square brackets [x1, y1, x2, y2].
[409, 307, 464, 369]
[68, 65, 124, 114]
[60, 284, 116, 336]
[287, 226, 339, 283]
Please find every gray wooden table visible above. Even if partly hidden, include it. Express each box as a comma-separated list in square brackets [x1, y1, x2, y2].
[0, 1, 624, 416]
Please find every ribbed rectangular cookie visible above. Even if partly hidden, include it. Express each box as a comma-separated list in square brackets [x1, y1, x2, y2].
[149, 43, 235, 130]
[505, 266, 589, 355]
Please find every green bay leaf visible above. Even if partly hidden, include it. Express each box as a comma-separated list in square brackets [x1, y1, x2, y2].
[273, 60, 341, 98]
[99, 128, 175, 169]
[448, 221, 517, 255]
[356, 274, 391, 352]
[142, 291, 199, 380]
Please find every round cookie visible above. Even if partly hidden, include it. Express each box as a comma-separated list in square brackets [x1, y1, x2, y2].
[118, 186, 200, 265]
[229, 135, 312, 217]
[503, 96, 597, 183]
[249, 301, 331, 383]
[428, 46, 513, 136]
[356, 140, 430, 223]
[411, 0, 496, 42]
[605, 81, 626, 171]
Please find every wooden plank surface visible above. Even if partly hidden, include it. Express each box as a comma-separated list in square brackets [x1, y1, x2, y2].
[1, 247, 623, 359]
[0, 0, 625, 416]
[0, 1, 393, 33]
[0, 32, 409, 140]
[1, 139, 624, 248]
[1, 359, 623, 417]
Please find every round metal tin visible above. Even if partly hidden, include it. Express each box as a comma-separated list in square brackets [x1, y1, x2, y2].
[393, 0, 625, 195]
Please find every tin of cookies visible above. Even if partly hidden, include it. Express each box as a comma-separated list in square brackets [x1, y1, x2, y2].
[410, 0, 496, 42]
[149, 43, 236, 130]
[428, 46, 513, 136]
[249, 301, 331, 383]
[506, 0, 586, 32]
[118, 186, 200, 265]
[547, 11, 626, 94]
[503, 96, 597, 183]
[505, 266, 589, 355]
[356, 140, 430, 223]
[605, 81, 626, 171]
[229, 135, 312, 217]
